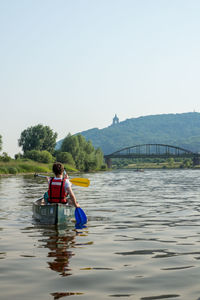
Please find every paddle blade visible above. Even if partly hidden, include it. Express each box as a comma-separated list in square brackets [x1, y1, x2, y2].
[70, 178, 90, 187]
[75, 207, 87, 225]
[75, 223, 87, 229]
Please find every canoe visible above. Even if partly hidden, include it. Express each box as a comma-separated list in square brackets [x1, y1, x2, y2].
[32, 198, 75, 225]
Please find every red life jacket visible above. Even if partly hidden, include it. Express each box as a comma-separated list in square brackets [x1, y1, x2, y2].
[48, 177, 67, 203]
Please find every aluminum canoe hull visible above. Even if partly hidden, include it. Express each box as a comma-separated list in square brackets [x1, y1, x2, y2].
[32, 198, 75, 225]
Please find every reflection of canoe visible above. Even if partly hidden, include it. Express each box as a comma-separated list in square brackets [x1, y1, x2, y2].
[32, 198, 75, 225]
[134, 168, 144, 172]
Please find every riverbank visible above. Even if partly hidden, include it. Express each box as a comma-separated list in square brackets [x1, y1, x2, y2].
[0, 160, 78, 175]
[113, 161, 200, 169]
[1, 159, 199, 176]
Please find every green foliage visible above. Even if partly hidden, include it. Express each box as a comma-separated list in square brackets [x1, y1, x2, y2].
[39, 151, 54, 163]
[24, 150, 54, 163]
[14, 153, 23, 160]
[17, 162, 50, 173]
[180, 159, 192, 169]
[60, 134, 104, 171]
[67, 112, 200, 154]
[0, 152, 12, 162]
[101, 164, 107, 170]
[18, 124, 57, 154]
[111, 157, 195, 169]
[8, 167, 18, 174]
[55, 151, 75, 166]
[0, 160, 52, 174]
[167, 158, 175, 167]
[0, 166, 8, 174]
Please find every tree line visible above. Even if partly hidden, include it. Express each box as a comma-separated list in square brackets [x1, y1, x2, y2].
[0, 124, 106, 172]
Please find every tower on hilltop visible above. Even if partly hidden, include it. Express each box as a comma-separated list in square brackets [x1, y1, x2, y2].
[112, 114, 119, 125]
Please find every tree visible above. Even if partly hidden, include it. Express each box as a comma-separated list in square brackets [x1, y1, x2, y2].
[180, 158, 192, 168]
[14, 153, 23, 160]
[167, 158, 174, 167]
[55, 151, 75, 166]
[60, 134, 104, 171]
[0, 152, 11, 162]
[0, 135, 2, 151]
[18, 124, 57, 154]
[61, 134, 79, 159]
[24, 150, 54, 163]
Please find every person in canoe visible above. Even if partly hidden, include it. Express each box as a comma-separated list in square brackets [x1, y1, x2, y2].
[44, 162, 80, 208]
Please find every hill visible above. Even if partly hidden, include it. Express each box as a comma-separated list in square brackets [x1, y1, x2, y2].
[58, 112, 200, 154]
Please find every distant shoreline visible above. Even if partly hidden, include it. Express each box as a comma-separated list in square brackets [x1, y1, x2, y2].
[0, 160, 78, 176]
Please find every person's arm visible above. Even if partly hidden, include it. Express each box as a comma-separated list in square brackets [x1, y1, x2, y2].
[46, 176, 50, 183]
[67, 186, 80, 208]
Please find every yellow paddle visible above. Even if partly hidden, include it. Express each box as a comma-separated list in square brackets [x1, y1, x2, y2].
[70, 177, 90, 187]
[34, 174, 90, 187]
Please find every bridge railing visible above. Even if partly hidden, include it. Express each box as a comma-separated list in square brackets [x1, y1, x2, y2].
[105, 144, 195, 158]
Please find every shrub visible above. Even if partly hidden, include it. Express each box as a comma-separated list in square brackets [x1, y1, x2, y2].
[56, 152, 75, 165]
[18, 163, 34, 172]
[0, 167, 8, 174]
[24, 150, 54, 163]
[15, 153, 23, 160]
[101, 164, 107, 170]
[8, 167, 18, 174]
[24, 150, 40, 162]
[39, 151, 54, 163]
[0, 152, 12, 162]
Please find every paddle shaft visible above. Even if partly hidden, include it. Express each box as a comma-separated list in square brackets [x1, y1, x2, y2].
[35, 174, 47, 179]
[34, 174, 90, 187]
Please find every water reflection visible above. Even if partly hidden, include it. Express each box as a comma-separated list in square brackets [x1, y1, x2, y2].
[31, 223, 89, 277]
[0, 252, 6, 259]
[50, 291, 84, 300]
[37, 226, 76, 276]
[37, 225, 89, 299]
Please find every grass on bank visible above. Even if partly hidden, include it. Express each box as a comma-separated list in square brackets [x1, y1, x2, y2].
[0, 159, 78, 175]
[124, 162, 200, 169]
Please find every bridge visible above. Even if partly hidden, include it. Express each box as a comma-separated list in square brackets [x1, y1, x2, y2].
[104, 144, 200, 168]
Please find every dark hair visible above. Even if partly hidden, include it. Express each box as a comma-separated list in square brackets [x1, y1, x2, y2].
[52, 162, 64, 176]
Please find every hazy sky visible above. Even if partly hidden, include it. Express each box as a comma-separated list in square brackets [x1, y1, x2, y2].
[1, 0, 200, 156]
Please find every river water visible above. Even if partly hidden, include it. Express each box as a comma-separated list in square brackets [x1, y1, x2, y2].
[1, 169, 200, 300]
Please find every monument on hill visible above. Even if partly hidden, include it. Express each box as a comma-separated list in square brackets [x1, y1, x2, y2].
[112, 114, 119, 125]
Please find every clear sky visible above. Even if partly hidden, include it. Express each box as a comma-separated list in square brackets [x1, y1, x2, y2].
[1, 0, 200, 157]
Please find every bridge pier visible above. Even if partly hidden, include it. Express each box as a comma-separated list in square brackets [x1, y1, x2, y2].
[105, 158, 112, 169]
[193, 155, 200, 166]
